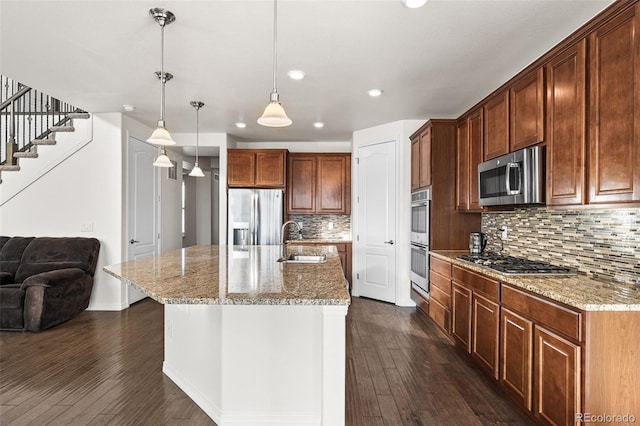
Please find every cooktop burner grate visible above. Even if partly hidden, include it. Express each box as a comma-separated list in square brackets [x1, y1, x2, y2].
[458, 253, 576, 276]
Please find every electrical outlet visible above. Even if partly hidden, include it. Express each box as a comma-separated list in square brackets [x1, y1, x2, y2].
[81, 222, 94, 232]
[297, 221, 303, 229]
[500, 226, 508, 239]
[328, 222, 334, 230]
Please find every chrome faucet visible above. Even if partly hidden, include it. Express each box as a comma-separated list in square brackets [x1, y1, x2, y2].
[281, 220, 302, 257]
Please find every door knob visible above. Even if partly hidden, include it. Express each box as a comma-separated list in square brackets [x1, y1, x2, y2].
[384, 240, 394, 245]
[130, 239, 139, 244]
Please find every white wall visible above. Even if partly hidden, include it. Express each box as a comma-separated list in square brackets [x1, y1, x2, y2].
[0, 113, 125, 310]
[351, 120, 423, 307]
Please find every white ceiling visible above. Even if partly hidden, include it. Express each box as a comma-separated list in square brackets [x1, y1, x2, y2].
[0, 0, 614, 145]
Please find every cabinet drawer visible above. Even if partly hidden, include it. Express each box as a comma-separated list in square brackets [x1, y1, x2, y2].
[430, 284, 451, 309]
[430, 270, 451, 294]
[502, 285, 582, 342]
[430, 256, 452, 279]
[452, 266, 499, 301]
[428, 297, 450, 333]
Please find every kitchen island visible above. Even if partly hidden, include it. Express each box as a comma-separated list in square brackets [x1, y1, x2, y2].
[104, 245, 350, 426]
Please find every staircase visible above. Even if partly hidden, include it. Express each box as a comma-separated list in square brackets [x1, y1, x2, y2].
[0, 75, 90, 184]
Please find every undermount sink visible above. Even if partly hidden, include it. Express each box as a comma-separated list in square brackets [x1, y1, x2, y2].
[278, 254, 327, 264]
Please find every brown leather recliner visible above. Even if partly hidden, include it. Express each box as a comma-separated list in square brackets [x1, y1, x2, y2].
[0, 236, 100, 332]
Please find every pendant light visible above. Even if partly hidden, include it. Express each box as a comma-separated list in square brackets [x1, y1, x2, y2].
[189, 101, 205, 177]
[148, 8, 176, 147]
[152, 148, 173, 168]
[257, 0, 292, 127]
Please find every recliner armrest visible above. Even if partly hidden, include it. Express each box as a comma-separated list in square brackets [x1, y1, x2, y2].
[21, 268, 86, 289]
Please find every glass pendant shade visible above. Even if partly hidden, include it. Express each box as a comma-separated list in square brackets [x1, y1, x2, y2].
[189, 164, 205, 177]
[258, 92, 292, 127]
[153, 149, 173, 167]
[147, 125, 175, 145]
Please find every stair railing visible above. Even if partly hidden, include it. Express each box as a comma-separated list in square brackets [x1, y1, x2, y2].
[1, 75, 83, 165]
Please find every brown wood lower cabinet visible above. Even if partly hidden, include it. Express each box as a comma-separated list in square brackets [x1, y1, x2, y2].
[451, 282, 472, 352]
[472, 293, 500, 380]
[533, 326, 580, 426]
[501, 307, 533, 411]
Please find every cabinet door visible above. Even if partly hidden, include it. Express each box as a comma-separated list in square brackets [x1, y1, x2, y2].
[588, 5, 640, 204]
[483, 90, 510, 160]
[228, 150, 256, 187]
[534, 326, 581, 426]
[510, 68, 545, 151]
[419, 126, 432, 188]
[287, 155, 316, 213]
[546, 40, 587, 206]
[317, 155, 350, 214]
[451, 282, 472, 353]
[255, 150, 286, 188]
[411, 137, 420, 191]
[468, 109, 484, 211]
[501, 307, 533, 411]
[456, 119, 470, 211]
[472, 293, 500, 380]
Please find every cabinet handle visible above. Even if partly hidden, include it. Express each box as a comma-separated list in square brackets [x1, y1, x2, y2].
[384, 240, 395, 245]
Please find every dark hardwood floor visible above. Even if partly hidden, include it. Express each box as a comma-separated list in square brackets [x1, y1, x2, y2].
[0, 297, 532, 425]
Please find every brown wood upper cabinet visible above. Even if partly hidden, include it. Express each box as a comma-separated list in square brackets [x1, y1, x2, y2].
[287, 153, 351, 214]
[456, 108, 483, 212]
[509, 68, 545, 152]
[588, 4, 640, 204]
[483, 90, 510, 160]
[410, 125, 432, 190]
[228, 149, 287, 188]
[546, 40, 587, 207]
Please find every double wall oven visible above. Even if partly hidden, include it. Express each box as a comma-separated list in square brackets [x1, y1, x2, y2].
[410, 189, 430, 297]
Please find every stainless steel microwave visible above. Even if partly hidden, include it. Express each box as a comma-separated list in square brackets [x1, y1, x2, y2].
[478, 146, 545, 206]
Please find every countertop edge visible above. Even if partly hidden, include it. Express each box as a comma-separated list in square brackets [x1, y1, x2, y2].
[429, 251, 640, 312]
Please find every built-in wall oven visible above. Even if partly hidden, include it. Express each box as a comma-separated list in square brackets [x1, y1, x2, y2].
[410, 189, 430, 296]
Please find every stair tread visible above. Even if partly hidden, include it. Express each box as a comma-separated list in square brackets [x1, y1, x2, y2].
[67, 112, 90, 119]
[32, 138, 56, 145]
[50, 126, 75, 132]
[14, 152, 38, 158]
[0, 165, 20, 171]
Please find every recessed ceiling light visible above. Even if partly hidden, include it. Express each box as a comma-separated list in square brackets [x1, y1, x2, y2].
[235, 122, 247, 128]
[368, 89, 383, 97]
[287, 70, 306, 80]
[122, 104, 136, 112]
[401, 0, 427, 8]
[313, 122, 324, 128]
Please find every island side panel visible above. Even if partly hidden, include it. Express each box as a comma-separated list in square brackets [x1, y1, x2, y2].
[163, 304, 223, 422]
[322, 305, 348, 425]
[163, 303, 347, 425]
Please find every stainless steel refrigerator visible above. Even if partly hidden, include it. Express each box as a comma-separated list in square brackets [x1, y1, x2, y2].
[227, 189, 284, 245]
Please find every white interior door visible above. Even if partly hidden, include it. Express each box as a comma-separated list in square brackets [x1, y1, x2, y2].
[127, 136, 160, 304]
[356, 140, 397, 303]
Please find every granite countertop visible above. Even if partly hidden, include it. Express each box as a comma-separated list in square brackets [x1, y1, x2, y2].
[104, 245, 351, 306]
[429, 250, 640, 311]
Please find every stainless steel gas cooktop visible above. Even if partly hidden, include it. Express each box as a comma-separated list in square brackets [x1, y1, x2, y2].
[458, 253, 576, 276]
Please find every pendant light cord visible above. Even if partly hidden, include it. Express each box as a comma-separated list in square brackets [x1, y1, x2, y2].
[195, 106, 200, 163]
[272, 0, 278, 94]
[160, 24, 165, 122]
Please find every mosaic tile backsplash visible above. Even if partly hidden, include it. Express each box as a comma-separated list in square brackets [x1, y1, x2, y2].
[482, 208, 640, 285]
[287, 214, 351, 240]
